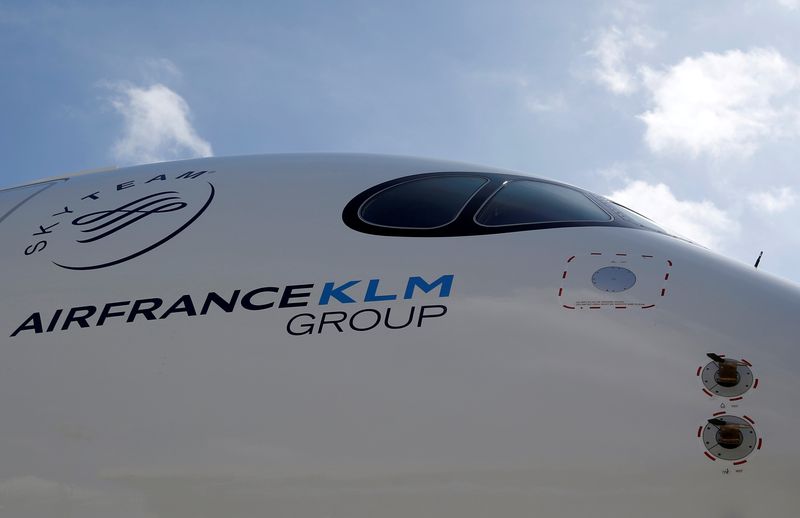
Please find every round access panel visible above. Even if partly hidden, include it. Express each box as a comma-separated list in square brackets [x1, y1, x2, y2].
[701, 361, 754, 398]
[591, 266, 637, 293]
[701, 415, 758, 461]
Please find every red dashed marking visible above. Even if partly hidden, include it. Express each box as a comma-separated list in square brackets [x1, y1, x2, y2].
[697, 426, 703, 438]
[696, 366, 702, 376]
[741, 359, 752, 367]
[757, 438, 763, 450]
[703, 451, 716, 461]
[730, 396, 743, 402]
[743, 415, 755, 424]
[667, 260, 673, 267]
[753, 378, 759, 389]
[733, 460, 747, 466]
[561, 252, 670, 310]
[703, 389, 715, 397]
[713, 410, 726, 416]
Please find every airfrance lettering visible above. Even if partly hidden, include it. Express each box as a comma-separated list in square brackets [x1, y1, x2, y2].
[10, 274, 454, 338]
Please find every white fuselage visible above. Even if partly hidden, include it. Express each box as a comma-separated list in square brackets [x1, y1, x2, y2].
[1, 154, 798, 518]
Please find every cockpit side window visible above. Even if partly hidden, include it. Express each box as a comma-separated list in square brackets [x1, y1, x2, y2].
[475, 180, 611, 226]
[359, 175, 488, 229]
[602, 200, 666, 233]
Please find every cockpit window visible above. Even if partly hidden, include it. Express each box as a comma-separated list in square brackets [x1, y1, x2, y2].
[603, 200, 666, 233]
[360, 175, 487, 228]
[342, 171, 674, 238]
[475, 180, 611, 226]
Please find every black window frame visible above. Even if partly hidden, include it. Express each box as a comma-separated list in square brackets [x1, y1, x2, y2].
[342, 172, 669, 238]
[357, 174, 490, 230]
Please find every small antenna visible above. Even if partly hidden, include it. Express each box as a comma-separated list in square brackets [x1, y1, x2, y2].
[754, 251, 763, 269]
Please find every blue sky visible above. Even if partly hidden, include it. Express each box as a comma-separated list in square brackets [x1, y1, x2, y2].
[2, 0, 800, 281]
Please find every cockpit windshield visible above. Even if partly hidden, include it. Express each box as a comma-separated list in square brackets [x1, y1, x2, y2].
[343, 172, 673, 238]
[476, 180, 611, 226]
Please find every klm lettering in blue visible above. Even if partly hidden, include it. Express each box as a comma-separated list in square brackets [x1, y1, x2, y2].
[319, 275, 453, 305]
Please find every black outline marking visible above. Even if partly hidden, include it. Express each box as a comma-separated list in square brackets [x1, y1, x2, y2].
[53, 182, 215, 271]
[342, 172, 673, 238]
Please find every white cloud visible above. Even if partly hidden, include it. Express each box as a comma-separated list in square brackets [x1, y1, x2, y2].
[109, 83, 213, 165]
[525, 93, 567, 112]
[639, 48, 800, 157]
[139, 58, 182, 82]
[587, 24, 656, 95]
[465, 69, 567, 113]
[607, 180, 737, 249]
[777, 0, 799, 10]
[747, 186, 797, 213]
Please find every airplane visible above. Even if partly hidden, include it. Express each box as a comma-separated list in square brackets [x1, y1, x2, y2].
[0, 153, 798, 517]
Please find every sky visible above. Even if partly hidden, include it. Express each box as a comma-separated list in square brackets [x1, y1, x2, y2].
[1, 0, 799, 281]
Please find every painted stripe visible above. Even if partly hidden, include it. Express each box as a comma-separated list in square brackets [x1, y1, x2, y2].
[703, 389, 715, 397]
[713, 410, 726, 416]
[0, 181, 61, 225]
[743, 415, 755, 424]
[567, 255, 576, 263]
[758, 438, 763, 450]
[563, 305, 575, 309]
[753, 378, 759, 389]
[733, 460, 747, 466]
[660, 288, 666, 296]
[697, 426, 703, 438]
[696, 366, 702, 376]
[741, 359, 752, 367]
[558, 288, 563, 296]
[703, 451, 716, 461]
[729, 397, 743, 401]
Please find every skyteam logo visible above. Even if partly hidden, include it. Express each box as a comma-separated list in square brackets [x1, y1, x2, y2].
[22, 170, 215, 270]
